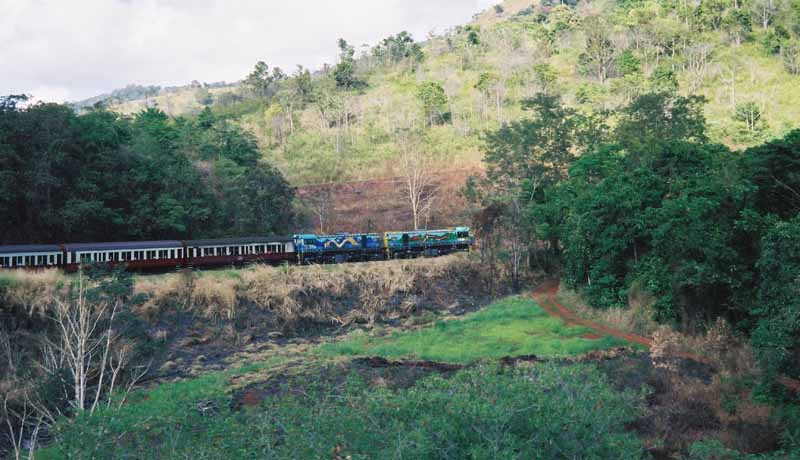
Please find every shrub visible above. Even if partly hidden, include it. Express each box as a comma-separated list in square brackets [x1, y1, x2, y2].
[40, 362, 647, 459]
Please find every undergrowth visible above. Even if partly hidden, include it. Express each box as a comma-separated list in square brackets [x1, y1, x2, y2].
[38, 362, 647, 460]
[317, 296, 626, 363]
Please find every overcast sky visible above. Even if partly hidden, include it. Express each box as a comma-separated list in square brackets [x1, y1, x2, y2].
[1, 0, 499, 103]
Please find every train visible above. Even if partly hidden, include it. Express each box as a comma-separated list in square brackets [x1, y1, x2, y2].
[0, 227, 474, 271]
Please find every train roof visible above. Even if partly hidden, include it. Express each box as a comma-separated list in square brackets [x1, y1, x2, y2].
[293, 233, 379, 238]
[64, 241, 183, 251]
[384, 227, 469, 235]
[186, 236, 292, 247]
[0, 244, 62, 254]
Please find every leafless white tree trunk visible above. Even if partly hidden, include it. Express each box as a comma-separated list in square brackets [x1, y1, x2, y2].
[397, 134, 438, 230]
[46, 272, 122, 414]
[3, 392, 43, 460]
[304, 188, 332, 234]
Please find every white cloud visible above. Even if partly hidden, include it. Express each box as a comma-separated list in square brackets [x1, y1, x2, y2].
[0, 0, 497, 102]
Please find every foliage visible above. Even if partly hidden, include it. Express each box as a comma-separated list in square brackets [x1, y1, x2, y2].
[474, 82, 800, 394]
[371, 31, 424, 68]
[318, 296, 626, 362]
[0, 101, 294, 243]
[243, 61, 286, 100]
[751, 216, 800, 381]
[333, 38, 365, 90]
[39, 362, 646, 460]
[416, 80, 450, 126]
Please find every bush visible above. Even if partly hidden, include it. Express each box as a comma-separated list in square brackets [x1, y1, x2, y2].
[40, 362, 647, 459]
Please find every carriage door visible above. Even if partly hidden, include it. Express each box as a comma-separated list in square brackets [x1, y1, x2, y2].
[361, 235, 368, 249]
[402, 234, 409, 247]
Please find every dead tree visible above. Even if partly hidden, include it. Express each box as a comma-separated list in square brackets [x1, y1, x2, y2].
[304, 188, 333, 234]
[3, 392, 42, 460]
[44, 271, 135, 415]
[399, 144, 438, 230]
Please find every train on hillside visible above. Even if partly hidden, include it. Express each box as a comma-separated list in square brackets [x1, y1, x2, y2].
[0, 227, 473, 271]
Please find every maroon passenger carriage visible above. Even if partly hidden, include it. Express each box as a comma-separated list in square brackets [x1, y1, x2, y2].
[63, 241, 186, 271]
[185, 237, 294, 267]
[0, 237, 295, 271]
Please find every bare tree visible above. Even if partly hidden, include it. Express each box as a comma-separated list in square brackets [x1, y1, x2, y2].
[45, 272, 129, 415]
[304, 188, 333, 234]
[685, 44, 713, 92]
[397, 134, 438, 230]
[3, 392, 44, 460]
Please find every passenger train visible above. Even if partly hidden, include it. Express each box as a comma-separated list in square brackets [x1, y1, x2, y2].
[0, 227, 473, 271]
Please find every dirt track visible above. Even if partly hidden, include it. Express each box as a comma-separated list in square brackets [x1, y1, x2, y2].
[531, 280, 800, 392]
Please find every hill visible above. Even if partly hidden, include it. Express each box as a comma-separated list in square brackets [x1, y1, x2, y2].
[95, 0, 800, 176]
[70, 0, 800, 231]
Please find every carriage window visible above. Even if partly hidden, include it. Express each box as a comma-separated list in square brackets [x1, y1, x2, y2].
[457, 231, 468, 238]
[0, 257, 5, 267]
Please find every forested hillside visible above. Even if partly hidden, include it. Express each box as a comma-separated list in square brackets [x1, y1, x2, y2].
[97, 0, 800, 184]
[7, 0, 800, 237]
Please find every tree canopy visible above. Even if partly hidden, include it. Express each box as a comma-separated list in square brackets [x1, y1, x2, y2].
[0, 98, 294, 244]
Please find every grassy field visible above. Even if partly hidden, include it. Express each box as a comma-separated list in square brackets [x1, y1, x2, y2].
[317, 296, 626, 363]
[33, 294, 638, 459]
[38, 361, 646, 460]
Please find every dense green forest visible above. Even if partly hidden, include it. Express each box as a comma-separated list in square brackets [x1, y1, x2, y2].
[468, 85, 800, 391]
[0, 95, 294, 244]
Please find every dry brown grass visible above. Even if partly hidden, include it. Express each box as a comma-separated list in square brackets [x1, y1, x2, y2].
[193, 276, 238, 322]
[134, 272, 193, 321]
[557, 283, 660, 337]
[0, 269, 66, 316]
[646, 319, 773, 454]
[130, 254, 495, 330]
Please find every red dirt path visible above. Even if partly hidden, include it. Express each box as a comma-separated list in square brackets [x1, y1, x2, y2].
[531, 280, 800, 392]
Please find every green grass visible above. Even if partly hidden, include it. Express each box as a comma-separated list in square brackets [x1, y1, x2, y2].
[39, 362, 647, 460]
[317, 296, 626, 363]
[37, 357, 288, 460]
